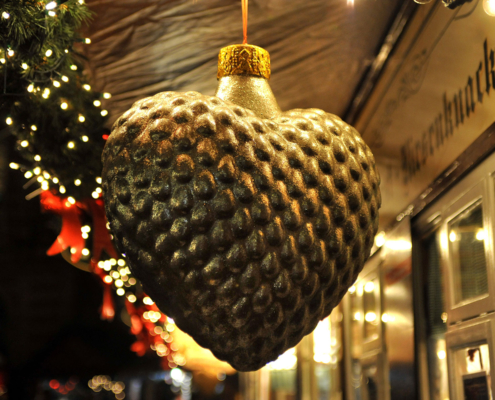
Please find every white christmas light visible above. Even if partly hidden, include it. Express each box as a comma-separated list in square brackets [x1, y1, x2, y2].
[74, 179, 81, 186]
[85, 38, 91, 44]
[61, 102, 68, 110]
[45, 49, 53, 57]
[101, 110, 108, 116]
[0, 58, 5, 64]
[34, 167, 41, 175]
[41, 181, 49, 191]
[68, 197, 76, 204]
[2, 12, 10, 19]
[61, 75, 69, 82]
[43, 172, 50, 179]
[92, 191, 99, 199]
[103, 92, 112, 99]
[67, 141, 75, 149]
[82, 248, 90, 256]
[48, 10, 56, 17]
[52, 177, 59, 183]
[27, 84, 34, 92]
[83, 84, 91, 91]
[45, 1, 57, 10]
[96, 177, 102, 184]
[53, 80, 60, 87]
[42, 88, 50, 99]
[21, 140, 29, 147]
[6, 117, 12, 125]
[93, 100, 101, 107]
[70, 65, 77, 71]
[7, 49, 14, 57]
[82, 135, 89, 142]
[9, 163, 19, 169]
[78, 114, 85, 122]
[25, 171, 33, 179]
[116, 288, 125, 296]
[31, 125, 37, 131]
[59, 186, 66, 194]
[22, 63, 28, 70]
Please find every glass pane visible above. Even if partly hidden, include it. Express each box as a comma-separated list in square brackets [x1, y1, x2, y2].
[313, 307, 344, 400]
[352, 360, 379, 400]
[448, 200, 488, 304]
[266, 348, 297, 399]
[421, 232, 449, 400]
[453, 343, 493, 400]
[363, 279, 379, 341]
[350, 287, 362, 359]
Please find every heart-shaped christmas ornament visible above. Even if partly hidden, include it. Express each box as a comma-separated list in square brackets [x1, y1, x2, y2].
[102, 44, 381, 371]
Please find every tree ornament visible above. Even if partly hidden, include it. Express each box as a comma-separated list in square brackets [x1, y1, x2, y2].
[101, 43, 381, 371]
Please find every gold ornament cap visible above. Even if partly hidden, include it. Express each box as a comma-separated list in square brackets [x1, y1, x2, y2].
[217, 44, 271, 80]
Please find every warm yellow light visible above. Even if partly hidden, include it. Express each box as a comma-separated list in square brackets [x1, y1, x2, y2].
[93, 100, 101, 107]
[127, 294, 136, 303]
[437, 350, 446, 360]
[61, 75, 69, 82]
[48, 10, 56, 17]
[27, 84, 34, 92]
[52, 177, 59, 183]
[37, 176, 44, 183]
[82, 135, 89, 142]
[353, 312, 361, 321]
[2, 12, 10, 19]
[449, 231, 457, 242]
[82, 248, 90, 256]
[43, 172, 50, 179]
[74, 179, 81, 186]
[92, 191, 99, 199]
[364, 281, 375, 293]
[365, 312, 377, 322]
[103, 92, 112, 99]
[118, 259, 125, 266]
[34, 155, 41, 161]
[82, 232, 89, 239]
[104, 275, 113, 284]
[45, 1, 57, 10]
[67, 141, 75, 149]
[85, 38, 91, 44]
[42, 88, 50, 99]
[101, 110, 108, 117]
[96, 177, 102, 184]
[6, 117, 12, 125]
[67, 197, 76, 204]
[59, 186, 66, 194]
[116, 288, 125, 296]
[7, 49, 14, 57]
[53, 80, 60, 87]
[78, 114, 85, 122]
[45, 49, 53, 57]
[115, 280, 123, 288]
[476, 229, 486, 241]
[34, 167, 41, 175]
[129, 278, 137, 285]
[9, 163, 19, 169]
[375, 231, 386, 247]
[31, 125, 37, 131]
[60, 102, 68, 110]
[22, 63, 28, 70]
[83, 84, 91, 91]
[21, 140, 29, 147]
[484, 0, 495, 16]
[25, 171, 33, 179]
[0, 58, 5, 64]
[70, 65, 77, 71]
[143, 296, 154, 305]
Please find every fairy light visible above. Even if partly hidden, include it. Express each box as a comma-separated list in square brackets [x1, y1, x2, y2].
[61, 102, 68, 110]
[74, 179, 81, 186]
[101, 110, 108, 116]
[0, 58, 5, 64]
[42, 88, 50, 99]
[2, 12, 10, 19]
[27, 84, 34, 92]
[68, 197, 76, 204]
[116, 288, 125, 296]
[115, 280, 123, 288]
[48, 10, 56, 17]
[21, 63, 28, 70]
[117, 259, 125, 266]
[59, 186, 66, 194]
[127, 294, 136, 303]
[25, 171, 33, 179]
[81, 225, 91, 233]
[83, 84, 91, 91]
[6, 117, 12, 125]
[78, 114, 85, 122]
[45, 49, 53, 57]
[61, 75, 69, 82]
[67, 141, 75, 149]
[129, 278, 136, 285]
[70, 65, 77, 70]
[93, 100, 101, 107]
[34, 167, 41, 175]
[103, 92, 112, 99]
[53, 80, 60, 87]
[143, 297, 154, 305]
[9, 163, 19, 169]
[82, 135, 89, 142]
[52, 177, 59, 183]
[7, 49, 14, 57]
[82, 248, 90, 256]
[41, 181, 49, 191]
[45, 1, 57, 9]
[92, 191, 99, 199]
[85, 38, 91, 44]
[95, 187, 102, 193]
[96, 177, 102, 184]
[43, 172, 50, 179]
[21, 140, 29, 147]
[104, 276, 113, 284]
[31, 125, 37, 131]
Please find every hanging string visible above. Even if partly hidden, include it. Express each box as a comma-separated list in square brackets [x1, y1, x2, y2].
[242, 0, 248, 44]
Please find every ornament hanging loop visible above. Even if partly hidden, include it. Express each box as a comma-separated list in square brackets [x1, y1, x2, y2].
[242, 0, 248, 44]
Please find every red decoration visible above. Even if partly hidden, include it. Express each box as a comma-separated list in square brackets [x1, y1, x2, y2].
[41, 191, 84, 263]
[86, 198, 118, 261]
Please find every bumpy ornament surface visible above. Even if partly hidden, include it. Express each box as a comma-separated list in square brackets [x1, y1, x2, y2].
[102, 48, 380, 371]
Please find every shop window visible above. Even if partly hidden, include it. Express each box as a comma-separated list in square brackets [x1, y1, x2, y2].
[266, 348, 297, 399]
[448, 199, 489, 305]
[363, 279, 379, 342]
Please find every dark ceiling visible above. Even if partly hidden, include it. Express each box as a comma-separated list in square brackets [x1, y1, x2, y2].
[82, 0, 404, 125]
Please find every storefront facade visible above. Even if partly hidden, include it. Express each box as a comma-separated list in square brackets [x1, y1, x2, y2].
[240, 1, 495, 399]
